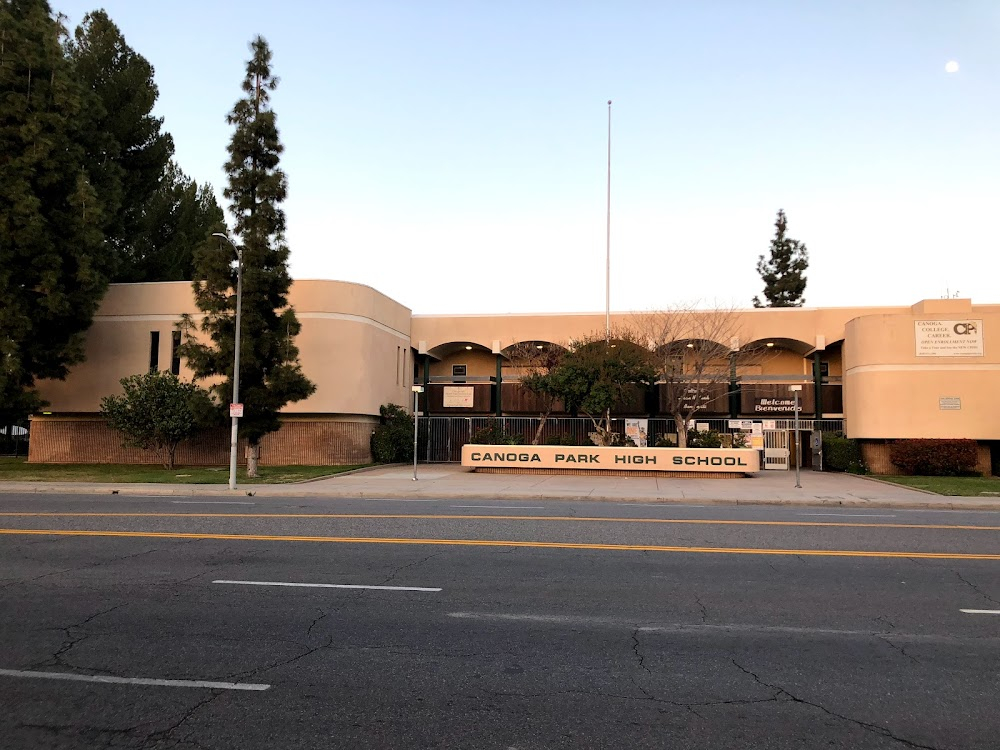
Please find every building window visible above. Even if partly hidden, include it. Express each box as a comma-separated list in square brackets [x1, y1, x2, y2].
[452, 364, 467, 383]
[171, 331, 181, 376]
[149, 331, 160, 372]
[396, 346, 401, 385]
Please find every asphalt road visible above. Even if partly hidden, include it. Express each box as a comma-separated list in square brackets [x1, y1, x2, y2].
[1, 492, 999, 749]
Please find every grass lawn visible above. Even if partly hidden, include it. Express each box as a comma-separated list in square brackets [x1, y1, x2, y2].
[0, 457, 368, 484]
[875, 474, 1000, 497]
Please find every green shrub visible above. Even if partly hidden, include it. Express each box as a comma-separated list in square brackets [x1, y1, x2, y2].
[889, 439, 979, 476]
[100, 371, 217, 469]
[655, 434, 676, 447]
[544, 434, 582, 446]
[687, 429, 724, 449]
[731, 431, 750, 449]
[371, 404, 413, 463]
[822, 432, 866, 474]
[469, 418, 524, 445]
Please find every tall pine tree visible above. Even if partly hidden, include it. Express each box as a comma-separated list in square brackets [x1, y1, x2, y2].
[120, 161, 224, 282]
[180, 36, 314, 476]
[67, 9, 174, 279]
[0, 0, 110, 424]
[753, 209, 809, 308]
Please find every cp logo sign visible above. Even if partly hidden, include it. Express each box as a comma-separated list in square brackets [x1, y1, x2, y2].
[953, 322, 977, 336]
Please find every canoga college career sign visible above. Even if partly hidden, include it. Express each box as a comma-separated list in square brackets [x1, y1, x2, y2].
[461, 445, 759, 473]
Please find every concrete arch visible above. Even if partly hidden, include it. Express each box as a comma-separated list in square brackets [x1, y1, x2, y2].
[501, 340, 567, 359]
[425, 340, 495, 361]
[742, 337, 814, 356]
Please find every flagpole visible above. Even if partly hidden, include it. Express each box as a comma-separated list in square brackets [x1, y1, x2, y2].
[605, 99, 612, 341]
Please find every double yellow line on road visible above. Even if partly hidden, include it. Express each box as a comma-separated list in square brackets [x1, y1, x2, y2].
[1, 512, 998, 532]
[1, 527, 999, 560]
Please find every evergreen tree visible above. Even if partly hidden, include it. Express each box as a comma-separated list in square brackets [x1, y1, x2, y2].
[119, 161, 224, 282]
[0, 0, 110, 424]
[67, 9, 174, 278]
[753, 209, 809, 308]
[180, 36, 314, 476]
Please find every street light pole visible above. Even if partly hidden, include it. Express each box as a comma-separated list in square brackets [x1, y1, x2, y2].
[411, 386, 424, 481]
[790, 385, 802, 489]
[212, 232, 243, 492]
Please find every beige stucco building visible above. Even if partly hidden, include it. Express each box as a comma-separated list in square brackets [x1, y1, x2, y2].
[27, 281, 999, 474]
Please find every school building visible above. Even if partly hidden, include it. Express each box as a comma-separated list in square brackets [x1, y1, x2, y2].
[26, 280, 1000, 474]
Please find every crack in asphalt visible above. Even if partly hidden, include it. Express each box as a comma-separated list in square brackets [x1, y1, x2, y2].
[0, 544, 175, 591]
[379, 550, 445, 586]
[306, 607, 329, 638]
[880, 636, 922, 665]
[952, 569, 1000, 607]
[731, 659, 942, 749]
[223, 633, 335, 682]
[628, 628, 707, 720]
[140, 691, 223, 749]
[874, 614, 897, 631]
[30, 604, 123, 671]
[484, 686, 784, 717]
[693, 594, 708, 623]
[630, 629, 651, 675]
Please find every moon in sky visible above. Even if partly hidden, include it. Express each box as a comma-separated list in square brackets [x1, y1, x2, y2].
[945, 60, 960, 73]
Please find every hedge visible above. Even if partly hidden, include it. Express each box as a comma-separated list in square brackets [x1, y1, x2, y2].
[371, 404, 413, 463]
[888, 439, 979, 477]
[822, 433, 866, 474]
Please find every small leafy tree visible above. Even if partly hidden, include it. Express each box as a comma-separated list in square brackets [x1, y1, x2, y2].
[508, 342, 565, 445]
[100, 371, 216, 469]
[753, 209, 808, 308]
[545, 330, 656, 446]
[370, 404, 413, 464]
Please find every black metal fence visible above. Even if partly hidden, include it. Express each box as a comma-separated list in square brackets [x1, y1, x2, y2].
[417, 416, 844, 463]
[0, 425, 29, 457]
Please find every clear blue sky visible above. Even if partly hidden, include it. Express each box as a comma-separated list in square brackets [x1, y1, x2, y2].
[59, 1, 1000, 314]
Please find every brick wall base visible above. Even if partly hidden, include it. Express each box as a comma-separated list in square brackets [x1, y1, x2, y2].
[860, 440, 993, 476]
[28, 415, 377, 466]
[473, 467, 748, 478]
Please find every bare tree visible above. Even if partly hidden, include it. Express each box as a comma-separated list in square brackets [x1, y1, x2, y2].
[633, 305, 769, 448]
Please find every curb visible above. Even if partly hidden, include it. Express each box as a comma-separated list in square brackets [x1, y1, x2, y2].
[1, 484, 999, 511]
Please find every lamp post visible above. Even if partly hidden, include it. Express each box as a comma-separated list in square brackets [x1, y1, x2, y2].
[411, 386, 424, 481]
[212, 232, 243, 491]
[790, 385, 802, 488]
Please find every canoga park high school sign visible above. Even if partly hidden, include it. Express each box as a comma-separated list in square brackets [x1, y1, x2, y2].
[461, 445, 759, 474]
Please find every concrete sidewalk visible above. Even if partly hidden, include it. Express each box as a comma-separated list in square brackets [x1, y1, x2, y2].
[0, 464, 998, 510]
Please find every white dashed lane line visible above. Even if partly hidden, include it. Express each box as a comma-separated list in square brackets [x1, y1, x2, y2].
[171, 501, 256, 505]
[0, 668, 269, 691]
[451, 505, 544, 510]
[213, 580, 442, 592]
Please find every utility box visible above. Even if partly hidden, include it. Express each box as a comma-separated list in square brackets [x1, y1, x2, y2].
[811, 430, 823, 471]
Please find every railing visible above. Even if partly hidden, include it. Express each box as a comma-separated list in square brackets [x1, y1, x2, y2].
[0, 425, 29, 457]
[417, 416, 844, 463]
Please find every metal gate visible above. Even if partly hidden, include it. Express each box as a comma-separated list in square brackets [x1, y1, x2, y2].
[763, 430, 789, 470]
